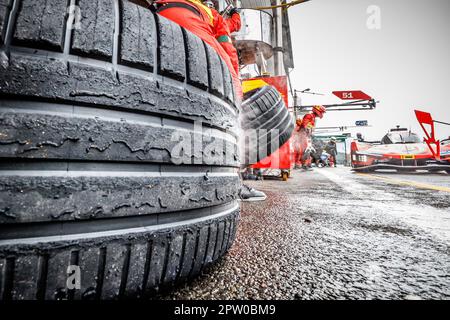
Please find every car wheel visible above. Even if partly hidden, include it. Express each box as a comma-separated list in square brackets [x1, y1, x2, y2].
[0, 0, 240, 300]
[240, 85, 294, 165]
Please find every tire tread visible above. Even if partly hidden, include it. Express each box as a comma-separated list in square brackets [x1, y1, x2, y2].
[0, 0, 239, 300]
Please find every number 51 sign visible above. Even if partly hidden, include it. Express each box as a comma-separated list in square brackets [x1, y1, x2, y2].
[333, 91, 372, 100]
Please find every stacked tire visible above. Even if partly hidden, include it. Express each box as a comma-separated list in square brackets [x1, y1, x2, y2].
[0, 0, 240, 299]
[240, 85, 294, 165]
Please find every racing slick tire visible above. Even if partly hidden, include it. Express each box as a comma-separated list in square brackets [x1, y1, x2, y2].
[240, 85, 294, 165]
[0, 0, 240, 300]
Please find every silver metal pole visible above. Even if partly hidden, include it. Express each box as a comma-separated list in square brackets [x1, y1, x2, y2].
[273, 0, 284, 76]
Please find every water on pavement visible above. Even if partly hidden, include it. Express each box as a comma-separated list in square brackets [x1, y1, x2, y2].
[160, 167, 450, 299]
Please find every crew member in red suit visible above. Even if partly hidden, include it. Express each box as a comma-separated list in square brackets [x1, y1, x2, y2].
[293, 105, 326, 169]
[211, 4, 241, 75]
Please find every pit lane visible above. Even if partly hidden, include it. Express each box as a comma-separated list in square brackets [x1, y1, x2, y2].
[159, 167, 450, 299]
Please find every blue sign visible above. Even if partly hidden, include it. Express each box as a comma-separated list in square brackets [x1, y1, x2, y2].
[355, 120, 368, 126]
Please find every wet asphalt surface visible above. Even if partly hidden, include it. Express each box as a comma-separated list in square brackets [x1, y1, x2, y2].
[160, 167, 450, 300]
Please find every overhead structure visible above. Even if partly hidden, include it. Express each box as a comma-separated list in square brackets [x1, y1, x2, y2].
[239, 0, 273, 8]
[234, 8, 274, 66]
[234, 0, 309, 77]
[296, 99, 378, 112]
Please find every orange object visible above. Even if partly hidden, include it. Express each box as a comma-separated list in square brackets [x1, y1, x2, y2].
[220, 41, 239, 75]
[300, 113, 316, 130]
[225, 12, 241, 33]
[211, 9, 240, 75]
[312, 105, 326, 119]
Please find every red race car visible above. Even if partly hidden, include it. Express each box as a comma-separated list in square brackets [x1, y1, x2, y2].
[351, 111, 450, 173]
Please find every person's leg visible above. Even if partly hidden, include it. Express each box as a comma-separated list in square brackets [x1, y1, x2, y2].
[298, 130, 308, 169]
[302, 153, 312, 170]
[294, 149, 301, 169]
[220, 41, 240, 76]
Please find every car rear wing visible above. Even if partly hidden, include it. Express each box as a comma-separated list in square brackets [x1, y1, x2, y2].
[414, 109, 450, 161]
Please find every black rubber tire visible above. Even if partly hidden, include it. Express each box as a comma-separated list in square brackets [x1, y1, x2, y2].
[352, 167, 373, 173]
[0, 0, 240, 300]
[240, 85, 294, 165]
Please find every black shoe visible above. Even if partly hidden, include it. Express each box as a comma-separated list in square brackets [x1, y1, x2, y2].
[239, 184, 267, 202]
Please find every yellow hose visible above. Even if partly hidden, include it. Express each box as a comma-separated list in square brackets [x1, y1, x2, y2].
[250, 0, 310, 11]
